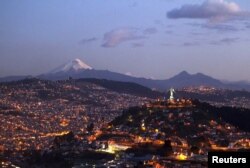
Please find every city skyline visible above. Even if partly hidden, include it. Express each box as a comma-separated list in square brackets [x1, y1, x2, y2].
[1, 0, 250, 81]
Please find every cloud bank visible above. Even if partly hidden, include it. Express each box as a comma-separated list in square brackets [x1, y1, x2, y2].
[80, 37, 97, 45]
[189, 22, 239, 32]
[132, 42, 144, 48]
[167, 0, 247, 22]
[102, 28, 145, 47]
[210, 37, 239, 45]
[143, 27, 158, 35]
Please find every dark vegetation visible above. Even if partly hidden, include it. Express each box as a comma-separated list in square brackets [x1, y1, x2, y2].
[195, 101, 250, 132]
[78, 78, 163, 98]
[177, 90, 250, 102]
[126, 140, 173, 157]
[19, 149, 114, 168]
[111, 100, 250, 135]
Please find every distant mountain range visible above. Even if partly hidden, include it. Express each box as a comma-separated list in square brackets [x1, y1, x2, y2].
[1, 58, 250, 91]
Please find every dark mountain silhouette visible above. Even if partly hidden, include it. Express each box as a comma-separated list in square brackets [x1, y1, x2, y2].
[1, 59, 250, 91]
[38, 69, 249, 91]
[165, 71, 225, 88]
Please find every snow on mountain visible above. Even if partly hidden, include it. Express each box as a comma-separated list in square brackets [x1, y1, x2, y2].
[49, 58, 92, 73]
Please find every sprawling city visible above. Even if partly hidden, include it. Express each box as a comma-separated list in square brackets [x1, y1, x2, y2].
[1, 0, 250, 167]
[0, 78, 249, 167]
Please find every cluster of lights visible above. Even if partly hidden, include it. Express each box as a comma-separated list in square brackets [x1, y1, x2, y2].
[99, 143, 130, 154]
[176, 153, 188, 160]
[1, 161, 20, 168]
[141, 120, 146, 131]
[40, 131, 70, 138]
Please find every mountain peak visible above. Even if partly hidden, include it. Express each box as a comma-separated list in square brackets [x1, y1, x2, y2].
[176, 71, 191, 77]
[179, 71, 189, 75]
[49, 58, 92, 73]
[71, 58, 92, 70]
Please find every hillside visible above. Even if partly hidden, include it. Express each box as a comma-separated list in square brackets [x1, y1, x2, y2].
[109, 100, 250, 151]
[78, 78, 163, 99]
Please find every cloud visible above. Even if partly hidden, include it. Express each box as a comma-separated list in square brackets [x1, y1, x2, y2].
[132, 42, 144, 48]
[167, 0, 248, 22]
[165, 30, 173, 34]
[190, 32, 207, 36]
[189, 22, 239, 32]
[203, 24, 239, 31]
[210, 37, 239, 45]
[102, 28, 145, 47]
[246, 22, 250, 29]
[79, 37, 97, 45]
[129, 1, 137, 7]
[154, 20, 164, 27]
[143, 27, 158, 35]
[183, 42, 200, 46]
[161, 43, 174, 47]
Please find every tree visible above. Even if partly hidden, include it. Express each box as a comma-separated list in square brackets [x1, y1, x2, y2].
[87, 123, 94, 133]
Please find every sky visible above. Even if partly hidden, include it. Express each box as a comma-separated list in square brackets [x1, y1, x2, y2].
[1, 0, 250, 81]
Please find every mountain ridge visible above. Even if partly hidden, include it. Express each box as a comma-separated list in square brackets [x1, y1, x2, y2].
[1, 58, 250, 91]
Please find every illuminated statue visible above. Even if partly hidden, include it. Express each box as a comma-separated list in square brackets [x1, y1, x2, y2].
[169, 88, 175, 100]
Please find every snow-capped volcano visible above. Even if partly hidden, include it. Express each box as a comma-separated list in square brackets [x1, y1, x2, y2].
[50, 58, 92, 73]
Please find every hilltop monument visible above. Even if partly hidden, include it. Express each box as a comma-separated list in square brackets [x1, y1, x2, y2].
[169, 88, 175, 100]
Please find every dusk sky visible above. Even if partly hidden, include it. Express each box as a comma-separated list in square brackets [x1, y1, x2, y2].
[1, 0, 250, 81]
